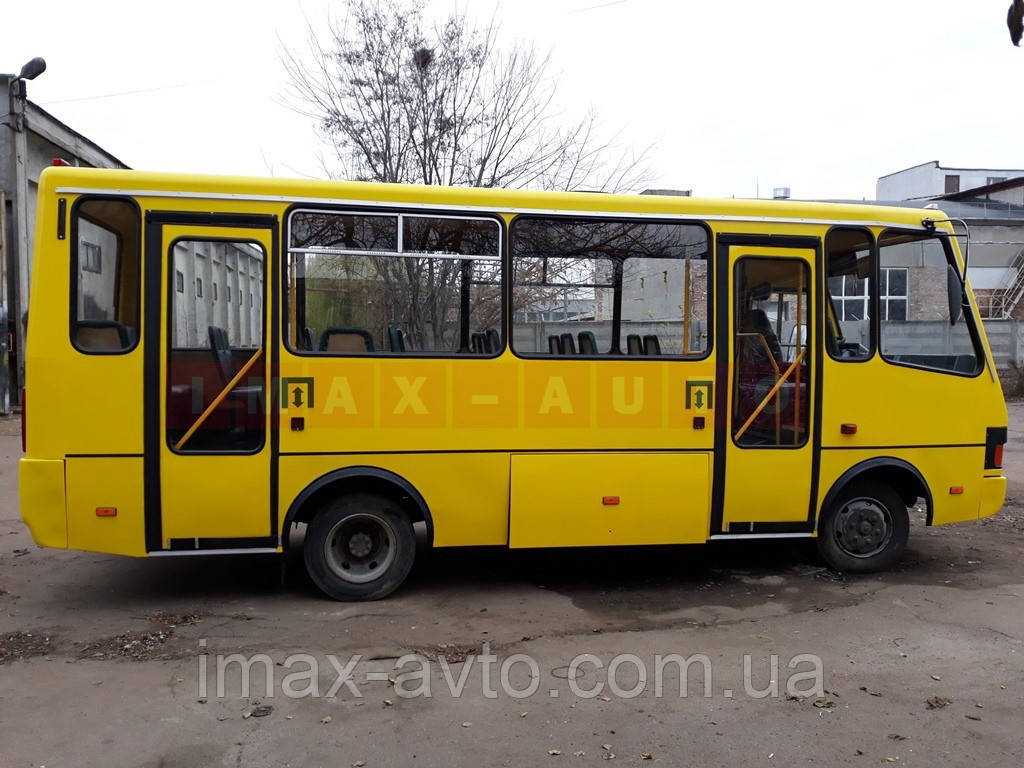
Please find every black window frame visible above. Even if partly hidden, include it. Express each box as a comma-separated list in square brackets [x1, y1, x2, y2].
[68, 195, 142, 356]
[508, 214, 713, 361]
[824, 226, 876, 363]
[283, 204, 507, 360]
[877, 227, 985, 378]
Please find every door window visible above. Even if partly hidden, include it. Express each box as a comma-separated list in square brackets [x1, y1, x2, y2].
[733, 258, 810, 447]
[166, 238, 266, 453]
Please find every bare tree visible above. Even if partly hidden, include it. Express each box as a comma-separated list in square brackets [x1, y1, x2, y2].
[281, 0, 650, 192]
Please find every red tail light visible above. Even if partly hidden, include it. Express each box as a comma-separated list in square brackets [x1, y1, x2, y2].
[985, 427, 1006, 470]
[20, 388, 26, 453]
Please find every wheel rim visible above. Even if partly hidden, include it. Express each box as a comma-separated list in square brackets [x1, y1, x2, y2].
[832, 497, 893, 559]
[323, 513, 397, 584]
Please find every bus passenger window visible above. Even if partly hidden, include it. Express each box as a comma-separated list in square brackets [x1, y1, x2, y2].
[733, 258, 810, 447]
[878, 230, 981, 375]
[286, 211, 502, 355]
[510, 217, 710, 357]
[70, 198, 140, 353]
[825, 228, 874, 360]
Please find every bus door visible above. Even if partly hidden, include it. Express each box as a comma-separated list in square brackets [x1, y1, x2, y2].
[143, 214, 278, 553]
[714, 240, 819, 535]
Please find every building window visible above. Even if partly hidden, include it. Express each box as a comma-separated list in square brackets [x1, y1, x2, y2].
[986, 176, 1007, 186]
[81, 242, 102, 274]
[196, 277, 203, 298]
[213, 283, 218, 301]
[944, 174, 960, 194]
[880, 267, 908, 321]
[175, 270, 184, 293]
[227, 285, 231, 303]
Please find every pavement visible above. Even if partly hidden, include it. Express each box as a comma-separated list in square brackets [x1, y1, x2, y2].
[1, 406, 1022, 767]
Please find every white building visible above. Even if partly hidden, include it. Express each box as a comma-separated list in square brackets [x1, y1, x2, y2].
[877, 160, 1024, 201]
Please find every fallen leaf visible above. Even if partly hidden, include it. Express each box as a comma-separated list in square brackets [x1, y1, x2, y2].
[965, 714, 982, 721]
[641, 752, 653, 760]
[883, 758, 899, 763]
[250, 705, 273, 718]
[598, 695, 612, 702]
[930, 674, 942, 681]
[926, 696, 952, 710]
[548, 749, 561, 756]
[462, 722, 472, 728]
[321, 715, 333, 724]
[353, 761, 366, 768]
[602, 744, 614, 751]
[383, 699, 393, 707]
[887, 734, 906, 741]
[520, 712, 528, 718]
[813, 697, 835, 709]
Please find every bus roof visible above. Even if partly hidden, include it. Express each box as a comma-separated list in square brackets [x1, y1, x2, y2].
[40, 166, 944, 231]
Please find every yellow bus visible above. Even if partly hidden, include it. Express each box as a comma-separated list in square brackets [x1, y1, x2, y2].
[19, 167, 1007, 600]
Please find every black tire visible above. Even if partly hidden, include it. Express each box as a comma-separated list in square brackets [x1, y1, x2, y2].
[303, 493, 415, 601]
[816, 480, 909, 573]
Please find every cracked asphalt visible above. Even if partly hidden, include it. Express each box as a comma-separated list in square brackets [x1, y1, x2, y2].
[1, 406, 1022, 767]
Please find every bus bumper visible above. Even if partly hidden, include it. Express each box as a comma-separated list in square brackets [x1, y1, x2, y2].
[19, 458, 67, 549]
[979, 475, 1006, 521]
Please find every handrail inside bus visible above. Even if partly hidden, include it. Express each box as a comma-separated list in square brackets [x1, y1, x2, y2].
[734, 349, 806, 442]
[173, 348, 263, 452]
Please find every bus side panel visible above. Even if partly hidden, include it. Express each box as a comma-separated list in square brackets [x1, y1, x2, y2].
[279, 453, 511, 547]
[508, 452, 710, 547]
[817, 447, 986, 526]
[66, 457, 146, 556]
[18, 458, 67, 549]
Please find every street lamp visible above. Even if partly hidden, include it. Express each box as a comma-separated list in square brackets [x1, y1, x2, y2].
[2, 56, 46, 412]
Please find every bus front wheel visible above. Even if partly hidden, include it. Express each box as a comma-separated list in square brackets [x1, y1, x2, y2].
[817, 481, 909, 573]
[304, 493, 416, 600]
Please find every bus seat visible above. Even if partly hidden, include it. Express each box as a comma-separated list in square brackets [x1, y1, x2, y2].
[320, 328, 375, 353]
[577, 331, 597, 355]
[208, 325, 234, 387]
[643, 334, 662, 356]
[486, 328, 501, 353]
[388, 326, 407, 352]
[74, 321, 130, 351]
[747, 309, 783, 365]
[548, 335, 563, 355]
[560, 333, 577, 355]
[626, 334, 643, 355]
[301, 327, 315, 351]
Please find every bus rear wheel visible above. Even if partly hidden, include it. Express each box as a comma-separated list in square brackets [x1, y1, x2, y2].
[817, 481, 909, 573]
[304, 493, 416, 601]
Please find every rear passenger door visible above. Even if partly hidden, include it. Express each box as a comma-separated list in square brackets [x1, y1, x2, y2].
[144, 214, 278, 554]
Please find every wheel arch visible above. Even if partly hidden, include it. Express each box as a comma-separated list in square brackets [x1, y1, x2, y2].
[282, 466, 433, 550]
[818, 457, 933, 528]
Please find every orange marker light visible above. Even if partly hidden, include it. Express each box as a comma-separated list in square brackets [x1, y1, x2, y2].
[840, 423, 857, 435]
[949, 487, 964, 496]
[95, 507, 118, 517]
[602, 496, 620, 506]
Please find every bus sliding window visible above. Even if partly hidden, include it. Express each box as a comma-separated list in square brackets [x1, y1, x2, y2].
[510, 217, 710, 357]
[286, 210, 503, 356]
[70, 198, 141, 353]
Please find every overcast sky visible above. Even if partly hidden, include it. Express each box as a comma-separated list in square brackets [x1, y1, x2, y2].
[1, 0, 1018, 199]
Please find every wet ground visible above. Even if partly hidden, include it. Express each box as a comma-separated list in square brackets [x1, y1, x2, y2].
[1, 408, 1022, 767]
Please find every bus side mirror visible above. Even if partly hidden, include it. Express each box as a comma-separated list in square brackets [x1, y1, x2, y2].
[946, 264, 964, 326]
